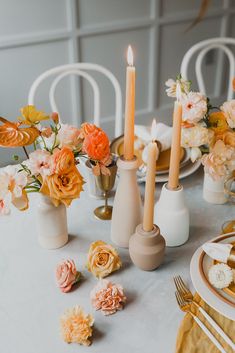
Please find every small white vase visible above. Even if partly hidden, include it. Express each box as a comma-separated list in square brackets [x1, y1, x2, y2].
[154, 183, 189, 247]
[37, 195, 68, 249]
[203, 172, 227, 204]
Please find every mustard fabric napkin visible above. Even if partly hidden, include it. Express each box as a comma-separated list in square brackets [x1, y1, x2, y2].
[176, 293, 235, 353]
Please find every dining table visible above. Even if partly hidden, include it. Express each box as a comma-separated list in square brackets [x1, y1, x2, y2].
[0, 164, 233, 353]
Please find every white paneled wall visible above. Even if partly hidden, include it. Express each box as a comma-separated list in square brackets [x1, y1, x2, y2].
[0, 0, 234, 166]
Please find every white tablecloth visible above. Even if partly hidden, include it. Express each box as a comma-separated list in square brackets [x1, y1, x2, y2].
[0, 166, 233, 353]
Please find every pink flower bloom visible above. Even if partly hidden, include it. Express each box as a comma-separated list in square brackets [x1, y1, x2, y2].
[182, 92, 207, 123]
[1, 166, 27, 198]
[90, 280, 126, 316]
[27, 150, 53, 177]
[58, 124, 81, 150]
[56, 259, 81, 293]
[0, 193, 11, 215]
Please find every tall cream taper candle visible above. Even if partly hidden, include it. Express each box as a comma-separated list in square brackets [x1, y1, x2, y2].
[123, 45, 135, 160]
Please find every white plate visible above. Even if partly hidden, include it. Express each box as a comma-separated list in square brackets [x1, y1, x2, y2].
[137, 159, 201, 183]
[190, 232, 235, 321]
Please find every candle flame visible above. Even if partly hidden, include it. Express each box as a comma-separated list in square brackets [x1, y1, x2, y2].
[151, 118, 158, 141]
[127, 45, 134, 66]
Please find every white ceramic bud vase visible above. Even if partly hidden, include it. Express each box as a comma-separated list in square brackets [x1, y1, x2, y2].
[37, 195, 68, 249]
[111, 156, 143, 248]
[154, 183, 189, 247]
[203, 172, 227, 205]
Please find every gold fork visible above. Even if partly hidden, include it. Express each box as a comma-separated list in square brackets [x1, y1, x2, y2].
[174, 276, 235, 351]
[175, 291, 227, 353]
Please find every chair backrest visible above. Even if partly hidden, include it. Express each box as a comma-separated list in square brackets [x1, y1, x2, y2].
[180, 37, 235, 100]
[28, 63, 123, 137]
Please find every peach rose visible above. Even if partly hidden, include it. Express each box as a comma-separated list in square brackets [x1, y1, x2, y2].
[52, 147, 75, 175]
[40, 167, 84, 206]
[87, 240, 122, 278]
[83, 129, 110, 161]
[90, 280, 126, 316]
[56, 259, 81, 293]
[222, 131, 235, 147]
[60, 305, 94, 346]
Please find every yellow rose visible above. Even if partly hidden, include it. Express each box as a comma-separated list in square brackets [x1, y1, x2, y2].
[40, 167, 84, 207]
[18, 105, 49, 125]
[87, 240, 122, 278]
[208, 111, 228, 137]
[222, 130, 235, 147]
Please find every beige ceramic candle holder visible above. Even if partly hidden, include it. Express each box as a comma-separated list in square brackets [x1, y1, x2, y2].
[129, 224, 165, 271]
[111, 155, 143, 248]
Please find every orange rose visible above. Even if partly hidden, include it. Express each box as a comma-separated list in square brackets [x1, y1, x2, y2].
[40, 167, 84, 206]
[208, 111, 228, 137]
[80, 123, 98, 138]
[222, 131, 235, 147]
[83, 129, 110, 161]
[52, 147, 75, 175]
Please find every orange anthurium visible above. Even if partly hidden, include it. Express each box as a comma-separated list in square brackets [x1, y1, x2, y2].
[0, 117, 39, 147]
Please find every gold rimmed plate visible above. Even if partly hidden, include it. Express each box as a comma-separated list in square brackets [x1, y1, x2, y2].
[110, 135, 186, 173]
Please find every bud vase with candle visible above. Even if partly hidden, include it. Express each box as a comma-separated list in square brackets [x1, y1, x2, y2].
[154, 99, 189, 247]
[111, 45, 142, 248]
[129, 141, 165, 270]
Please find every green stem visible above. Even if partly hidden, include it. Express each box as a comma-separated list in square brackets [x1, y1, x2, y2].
[22, 146, 29, 159]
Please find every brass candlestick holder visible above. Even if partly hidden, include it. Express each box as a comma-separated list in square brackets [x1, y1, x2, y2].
[94, 162, 117, 220]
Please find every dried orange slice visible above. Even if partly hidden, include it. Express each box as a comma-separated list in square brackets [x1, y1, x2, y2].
[0, 117, 39, 147]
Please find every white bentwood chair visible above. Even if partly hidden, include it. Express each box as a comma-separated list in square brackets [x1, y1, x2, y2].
[28, 63, 123, 137]
[180, 37, 235, 100]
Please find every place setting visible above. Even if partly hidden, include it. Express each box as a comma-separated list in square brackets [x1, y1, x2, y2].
[1, 33, 235, 353]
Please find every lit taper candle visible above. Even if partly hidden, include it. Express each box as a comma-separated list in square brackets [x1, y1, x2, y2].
[123, 45, 135, 160]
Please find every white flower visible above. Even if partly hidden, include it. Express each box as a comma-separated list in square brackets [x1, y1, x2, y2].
[208, 263, 233, 289]
[182, 92, 207, 123]
[202, 140, 235, 181]
[26, 150, 53, 177]
[1, 166, 27, 198]
[165, 77, 190, 98]
[181, 125, 211, 148]
[221, 99, 235, 128]
[0, 193, 11, 215]
[190, 147, 202, 162]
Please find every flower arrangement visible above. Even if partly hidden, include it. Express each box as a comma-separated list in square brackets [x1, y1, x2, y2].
[90, 279, 126, 316]
[166, 75, 235, 181]
[0, 105, 112, 214]
[87, 240, 122, 278]
[60, 305, 94, 346]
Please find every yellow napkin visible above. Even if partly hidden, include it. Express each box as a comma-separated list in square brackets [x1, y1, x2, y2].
[176, 293, 235, 353]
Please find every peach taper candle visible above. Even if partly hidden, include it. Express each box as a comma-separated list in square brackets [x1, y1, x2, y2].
[168, 100, 182, 190]
[143, 141, 157, 232]
[123, 45, 135, 160]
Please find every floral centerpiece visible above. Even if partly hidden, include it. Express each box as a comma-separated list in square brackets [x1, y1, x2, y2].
[0, 105, 112, 215]
[165, 75, 235, 182]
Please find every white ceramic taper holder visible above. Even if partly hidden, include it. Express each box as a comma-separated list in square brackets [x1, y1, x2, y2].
[111, 156, 143, 248]
[129, 224, 165, 271]
[154, 183, 189, 247]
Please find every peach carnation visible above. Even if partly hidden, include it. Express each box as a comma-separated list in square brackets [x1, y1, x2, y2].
[56, 259, 81, 293]
[87, 240, 122, 278]
[83, 128, 110, 161]
[60, 305, 94, 346]
[90, 280, 126, 316]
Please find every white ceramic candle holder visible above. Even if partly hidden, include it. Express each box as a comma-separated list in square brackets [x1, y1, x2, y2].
[111, 156, 143, 248]
[154, 183, 189, 247]
[129, 224, 165, 271]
